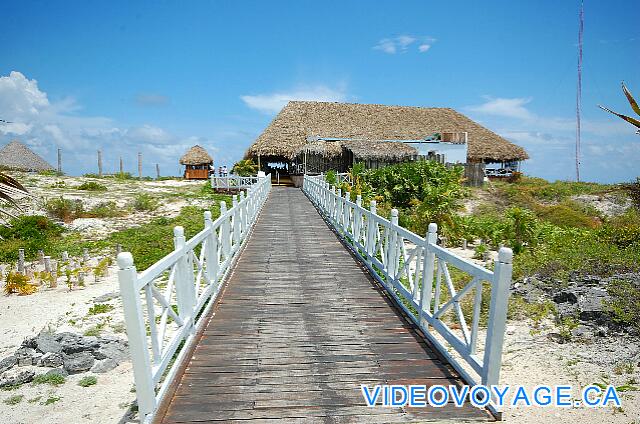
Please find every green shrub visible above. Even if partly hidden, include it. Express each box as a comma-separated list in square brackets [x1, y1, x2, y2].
[83, 173, 101, 178]
[3, 394, 23, 405]
[231, 159, 258, 176]
[534, 201, 598, 229]
[132, 193, 159, 212]
[88, 303, 114, 315]
[325, 170, 337, 186]
[0, 215, 63, 261]
[78, 376, 97, 387]
[605, 279, 640, 332]
[76, 181, 107, 191]
[85, 201, 125, 218]
[32, 373, 66, 386]
[38, 170, 61, 176]
[45, 197, 84, 222]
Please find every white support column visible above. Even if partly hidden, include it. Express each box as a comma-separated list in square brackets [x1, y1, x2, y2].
[174, 226, 195, 325]
[365, 200, 377, 262]
[419, 223, 437, 329]
[388, 209, 399, 278]
[203, 211, 219, 286]
[220, 201, 231, 260]
[482, 247, 513, 387]
[232, 195, 240, 248]
[117, 252, 156, 420]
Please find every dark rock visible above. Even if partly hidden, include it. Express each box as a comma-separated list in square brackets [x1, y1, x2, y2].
[21, 336, 37, 349]
[63, 352, 95, 373]
[45, 367, 68, 378]
[94, 292, 119, 303]
[15, 347, 39, 366]
[40, 352, 64, 368]
[553, 291, 578, 304]
[571, 325, 594, 340]
[547, 333, 566, 344]
[93, 342, 129, 363]
[91, 358, 118, 373]
[0, 355, 16, 374]
[58, 334, 100, 354]
[35, 333, 62, 354]
[0, 369, 35, 387]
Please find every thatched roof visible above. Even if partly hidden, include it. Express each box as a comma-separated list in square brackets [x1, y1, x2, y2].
[0, 140, 54, 171]
[179, 145, 213, 165]
[295, 139, 417, 161]
[248, 101, 529, 162]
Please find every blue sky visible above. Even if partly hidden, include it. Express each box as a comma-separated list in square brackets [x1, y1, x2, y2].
[0, 1, 638, 182]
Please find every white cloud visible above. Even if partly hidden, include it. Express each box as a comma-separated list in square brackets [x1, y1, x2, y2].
[0, 71, 227, 176]
[465, 95, 640, 183]
[374, 35, 436, 54]
[467, 96, 534, 120]
[241, 85, 350, 114]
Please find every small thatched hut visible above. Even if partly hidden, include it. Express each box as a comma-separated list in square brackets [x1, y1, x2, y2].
[180, 145, 213, 180]
[247, 101, 528, 180]
[0, 140, 54, 172]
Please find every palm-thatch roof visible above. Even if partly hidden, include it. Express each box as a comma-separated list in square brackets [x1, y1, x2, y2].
[248, 101, 528, 163]
[179, 145, 213, 165]
[0, 140, 54, 171]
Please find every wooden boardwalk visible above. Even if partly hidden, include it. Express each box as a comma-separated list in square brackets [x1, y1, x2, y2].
[156, 187, 489, 423]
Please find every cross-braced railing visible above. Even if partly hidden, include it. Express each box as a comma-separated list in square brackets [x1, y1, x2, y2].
[210, 174, 259, 190]
[303, 175, 512, 418]
[117, 175, 271, 423]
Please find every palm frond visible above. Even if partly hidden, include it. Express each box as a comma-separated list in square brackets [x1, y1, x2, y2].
[598, 105, 640, 129]
[622, 82, 640, 116]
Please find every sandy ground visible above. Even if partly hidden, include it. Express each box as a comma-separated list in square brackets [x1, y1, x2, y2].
[0, 265, 136, 424]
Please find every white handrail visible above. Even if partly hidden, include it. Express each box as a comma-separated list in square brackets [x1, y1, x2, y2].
[303, 174, 512, 418]
[210, 174, 259, 190]
[118, 174, 271, 423]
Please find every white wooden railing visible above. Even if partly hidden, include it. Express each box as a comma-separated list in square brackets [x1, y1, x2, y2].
[210, 174, 259, 190]
[117, 175, 271, 423]
[303, 175, 512, 417]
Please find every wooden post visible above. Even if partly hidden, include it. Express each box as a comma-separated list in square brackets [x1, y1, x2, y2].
[119, 157, 124, 175]
[98, 150, 103, 177]
[78, 271, 85, 286]
[83, 248, 90, 263]
[17, 249, 25, 274]
[155, 163, 160, 180]
[57, 148, 62, 174]
[38, 250, 45, 265]
[138, 152, 142, 179]
[61, 251, 69, 263]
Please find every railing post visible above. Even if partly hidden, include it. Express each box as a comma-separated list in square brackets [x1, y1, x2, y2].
[117, 252, 156, 420]
[354, 195, 362, 245]
[336, 189, 342, 228]
[239, 191, 247, 237]
[387, 209, 399, 278]
[203, 211, 219, 286]
[174, 226, 196, 325]
[365, 200, 377, 262]
[220, 201, 231, 260]
[232, 195, 240, 249]
[343, 191, 350, 233]
[419, 223, 438, 329]
[482, 247, 513, 387]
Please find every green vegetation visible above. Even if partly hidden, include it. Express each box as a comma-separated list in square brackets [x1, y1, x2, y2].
[32, 373, 66, 386]
[45, 197, 84, 222]
[0, 215, 63, 261]
[42, 396, 61, 405]
[231, 159, 258, 176]
[3, 394, 23, 405]
[604, 279, 640, 332]
[76, 181, 107, 191]
[132, 193, 159, 211]
[88, 303, 115, 315]
[78, 376, 97, 387]
[3, 271, 38, 295]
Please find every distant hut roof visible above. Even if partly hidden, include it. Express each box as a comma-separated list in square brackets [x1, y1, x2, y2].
[248, 101, 529, 162]
[179, 145, 213, 165]
[0, 140, 54, 171]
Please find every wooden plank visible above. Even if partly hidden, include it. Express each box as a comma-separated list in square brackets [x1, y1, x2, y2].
[155, 187, 487, 424]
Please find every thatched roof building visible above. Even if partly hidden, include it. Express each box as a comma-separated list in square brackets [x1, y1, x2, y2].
[0, 140, 54, 172]
[180, 145, 213, 180]
[248, 101, 528, 164]
[179, 145, 213, 165]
